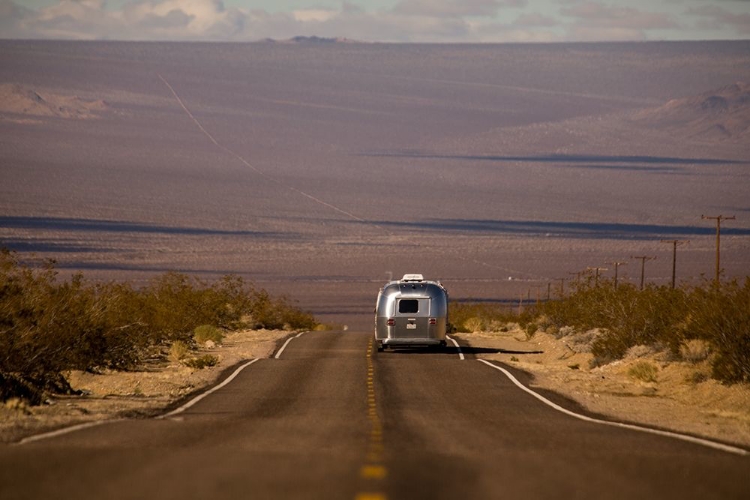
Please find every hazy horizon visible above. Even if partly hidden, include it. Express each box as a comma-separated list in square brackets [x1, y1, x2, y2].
[4, 0, 750, 43]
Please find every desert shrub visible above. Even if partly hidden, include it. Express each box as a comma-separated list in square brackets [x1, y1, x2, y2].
[681, 279, 750, 383]
[0, 249, 318, 404]
[628, 361, 658, 383]
[247, 290, 316, 330]
[463, 317, 484, 333]
[449, 302, 527, 333]
[194, 325, 223, 345]
[679, 339, 711, 364]
[545, 324, 560, 337]
[685, 371, 709, 384]
[524, 323, 538, 339]
[542, 279, 688, 362]
[169, 341, 190, 362]
[540, 276, 750, 384]
[183, 354, 218, 369]
[0, 253, 95, 398]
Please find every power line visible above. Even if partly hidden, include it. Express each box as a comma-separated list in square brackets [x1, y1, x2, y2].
[587, 267, 608, 286]
[660, 240, 688, 289]
[701, 214, 736, 285]
[631, 255, 656, 290]
[606, 261, 628, 289]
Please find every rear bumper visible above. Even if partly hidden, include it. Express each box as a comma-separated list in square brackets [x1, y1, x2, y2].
[381, 338, 444, 346]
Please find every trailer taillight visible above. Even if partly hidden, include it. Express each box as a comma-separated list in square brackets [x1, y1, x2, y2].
[387, 318, 395, 326]
[429, 318, 437, 325]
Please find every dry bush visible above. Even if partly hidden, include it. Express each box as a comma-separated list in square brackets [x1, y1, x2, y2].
[169, 341, 190, 363]
[449, 302, 534, 334]
[463, 317, 484, 333]
[183, 355, 218, 370]
[0, 249, 319, 404]
[524, 323, 539, 340]
[680, 279, 750, 383]
[194, 325, 224, 345]
[541, 277, 750, 384]
[628, 361, 659, 383]
[679, 339, 711, 363]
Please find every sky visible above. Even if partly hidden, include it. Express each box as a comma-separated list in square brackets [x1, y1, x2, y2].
[1, 0, 749, 43]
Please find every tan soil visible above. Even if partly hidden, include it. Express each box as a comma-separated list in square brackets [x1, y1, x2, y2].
[0, 83, 108, 120]
[0, 329, 290, 444]
[455, 327, 750, 448]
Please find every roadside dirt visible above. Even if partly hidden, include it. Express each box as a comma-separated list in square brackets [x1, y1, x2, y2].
[0, 329, 290, 443]
[455, 327, 750, 448]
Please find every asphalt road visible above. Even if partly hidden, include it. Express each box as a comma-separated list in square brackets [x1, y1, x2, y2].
[1, 331, 748, 500]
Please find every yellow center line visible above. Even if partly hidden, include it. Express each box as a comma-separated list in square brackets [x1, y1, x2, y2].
[356, 339, 388, 500]
[360, 465, 388, 480]
[355, 494, 387, 500]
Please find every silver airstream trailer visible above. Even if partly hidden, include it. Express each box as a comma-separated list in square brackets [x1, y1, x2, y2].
[374, 274, 449, 351]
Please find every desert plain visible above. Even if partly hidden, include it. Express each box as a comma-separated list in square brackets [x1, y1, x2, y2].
[1, 40, 749, 328]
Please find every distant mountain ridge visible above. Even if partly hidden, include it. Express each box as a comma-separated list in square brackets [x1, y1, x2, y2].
[263, 36, 363, 44]
[0, 83, 108, 120]
[633, 82, 750, 142]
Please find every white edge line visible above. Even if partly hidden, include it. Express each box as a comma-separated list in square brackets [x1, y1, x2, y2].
[17, 418, 125, 446]
[17, 334, 307, 444]
[19, 356, 265, 444]
[158, 358, 260, 419]
[446, 335, 465, 361]
[477, 359, 749, 457]
[274, 331, 306, 360]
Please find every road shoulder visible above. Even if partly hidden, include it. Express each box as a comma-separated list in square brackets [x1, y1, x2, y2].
[454, 329, 750, 448]
[0, 329, 291, 444]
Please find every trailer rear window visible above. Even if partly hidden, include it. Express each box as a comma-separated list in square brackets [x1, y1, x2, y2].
[398, 299, 419, 314]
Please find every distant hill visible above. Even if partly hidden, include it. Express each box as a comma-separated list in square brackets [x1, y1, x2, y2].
[0, 83, 108, 120]
[632, 82, 750, 142]
[263, 36, 363, 44]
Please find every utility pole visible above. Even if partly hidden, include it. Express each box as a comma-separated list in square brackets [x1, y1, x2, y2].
[587, 267, 608, 287]
[558, 277, 567, 298]
[547, 282, 552, 301]
[606, 261, 628, 289]
[660, 240, 687, 289]
[701, 214, 736, 284]
[631, 255, 656, 290]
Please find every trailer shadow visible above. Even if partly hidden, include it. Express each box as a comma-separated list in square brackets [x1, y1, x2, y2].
[382, 346, 544, 356]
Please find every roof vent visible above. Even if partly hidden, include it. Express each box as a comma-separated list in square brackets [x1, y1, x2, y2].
[402, 274, 424, 282]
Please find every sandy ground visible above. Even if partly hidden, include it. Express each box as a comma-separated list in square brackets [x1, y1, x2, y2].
[0, 329, 290, 444]
[455, 328, 750, 448]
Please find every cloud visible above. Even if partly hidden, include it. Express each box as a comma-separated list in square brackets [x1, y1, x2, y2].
[0, 0, 252, 40]
[559, 1, 680, 41]
[0, 0, 744, 43]
[292, 9, 337, 23]
[0, 0, 527, 42]
[392, 0, 526, 18]
[512, 12, 558, 28]
[687, 5, 750, 35]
